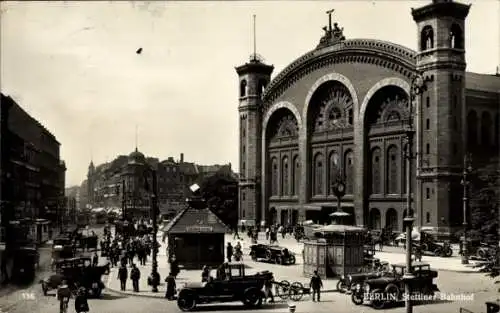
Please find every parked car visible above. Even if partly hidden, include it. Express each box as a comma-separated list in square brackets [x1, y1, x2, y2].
[337, 268, 393, 293]
[176, 263, 272, 311]
[351, 262, 439, 309]
[249, 244, 296, 265]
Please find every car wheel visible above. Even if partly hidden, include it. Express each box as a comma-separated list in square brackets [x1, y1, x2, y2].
[265, 250, 272, 261]
[370, 289, 386, 310]
[250, 252, 257, 261]
[477, 249, 487, 259]
[351, 292, 364, 305]
[384, 283, 400, 301]
[242, 287, 263, 308]
[434, 247, 443, 256]
[444, 247, 453, 257]
[336, 280, 347, 293]
[275, 257, 283, 265]
[177, 293, 197, 312]
[288, 255, 296, 265]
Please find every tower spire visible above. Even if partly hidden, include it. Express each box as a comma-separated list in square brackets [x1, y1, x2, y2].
[253, 14, 256, 58]
[135, 124, 138, 152]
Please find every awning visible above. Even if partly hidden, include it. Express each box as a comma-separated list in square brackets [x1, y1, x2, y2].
[238, 220, 255, 226]
[302, 202, 354, 210]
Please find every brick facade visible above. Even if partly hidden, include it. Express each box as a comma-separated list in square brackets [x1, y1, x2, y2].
[237, 1, 500, 235]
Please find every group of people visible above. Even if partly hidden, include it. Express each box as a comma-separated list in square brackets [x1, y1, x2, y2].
[225, 242, 243, 262]
[57, 280, 89, 313]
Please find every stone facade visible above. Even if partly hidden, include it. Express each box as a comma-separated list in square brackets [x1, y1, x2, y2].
[0, 93, 66, 226]
[236, 1, 500, 236]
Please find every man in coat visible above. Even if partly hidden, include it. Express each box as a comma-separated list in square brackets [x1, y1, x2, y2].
[130, 263, 141, 292]
[117, 264, 128, 291]
[309, 270, 323, 302]
[226, 243, 233, 263]
[165, 272, 176, 300]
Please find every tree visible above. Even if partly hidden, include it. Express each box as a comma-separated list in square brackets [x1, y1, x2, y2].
[468, 160, 499, 244]
[199, 172, 238, 229]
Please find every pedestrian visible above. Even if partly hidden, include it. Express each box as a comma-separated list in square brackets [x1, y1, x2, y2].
[92, 252, 98, 267]
[265, 227, 270, 241]
[414, 244, 423, 262]
[130, 263, 141, 292]
[74, 287, 89, 313]
[201, 265, 210, 282]
[117, 264, 128, 291]
[309, 270, 323, 302]
[170, 255, 180, 278]
[263, 277, 274, 303]
[164, 272, 176, 300]
[226, 243, 233, 263]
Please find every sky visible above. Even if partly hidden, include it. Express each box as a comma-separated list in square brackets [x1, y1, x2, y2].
[1, 1, 499, 187]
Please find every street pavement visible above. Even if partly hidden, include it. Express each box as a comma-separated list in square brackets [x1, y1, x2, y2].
[1, 226, 497, 313]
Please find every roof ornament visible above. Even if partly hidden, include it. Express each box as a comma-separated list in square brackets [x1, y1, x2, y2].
[316, 9, 346, 49]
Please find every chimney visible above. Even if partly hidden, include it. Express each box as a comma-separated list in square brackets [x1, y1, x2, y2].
[180, 153, 184, 163]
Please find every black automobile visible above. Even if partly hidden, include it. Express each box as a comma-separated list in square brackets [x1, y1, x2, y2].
[176, 263, 271, 312]
[351, 262, 439, 310]
[249, 244, 296, 265]
[337, 268, 393, 293]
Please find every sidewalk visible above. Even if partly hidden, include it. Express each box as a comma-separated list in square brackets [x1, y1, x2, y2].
[236, 232, 481, 273]
[105, 234, 339, 298]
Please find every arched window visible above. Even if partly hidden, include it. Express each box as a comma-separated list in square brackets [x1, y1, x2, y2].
[292, 155, 300, 195]
[387, 145, 399, 194]
[420, 25, 434, 51]
[271, 157, 278, 196]
[450, 23, 463, 49]
[240, 80, 247, 97]
[467, 110, 478, 149]
[328, 152, 339, 194]
[313, 153, 324, 195]
[481, 112, 492, 147]
[258, 79, 267, 97]
[344, 150, 354, 194]
[495, 114, 499, 148]
[281, 156, 289, 196]
[370, 147, 382, 194]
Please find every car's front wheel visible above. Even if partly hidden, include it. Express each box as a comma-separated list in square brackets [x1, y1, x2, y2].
[242, 287, 263, 308]
[177, 293, 197, 312]
[351, 292, 364, 305]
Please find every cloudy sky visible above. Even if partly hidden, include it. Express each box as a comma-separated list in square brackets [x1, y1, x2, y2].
[1, 1, 499, 187]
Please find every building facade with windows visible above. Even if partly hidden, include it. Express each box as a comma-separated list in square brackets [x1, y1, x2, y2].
[85, 151, 234, 218]
[237, 0, 500, 236]
[1, 93, 66, 231]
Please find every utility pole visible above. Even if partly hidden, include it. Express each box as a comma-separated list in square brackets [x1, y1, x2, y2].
[461, 153, 472, 264]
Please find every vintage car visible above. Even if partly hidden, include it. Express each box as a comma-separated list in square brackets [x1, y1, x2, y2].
[41, 257, 108, 298]
[176, 263, 272, 312]
[12, 246, 40, 283]
[249, 244, 296, 265]
[337, 267, 393, 293]
[351, 262, 439, 309]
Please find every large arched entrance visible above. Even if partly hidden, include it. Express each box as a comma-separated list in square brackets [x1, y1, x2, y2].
[365, 85, 409, 198]
[269, 207, 277, 226]
[306, 81, 355, 200]
[369, 208, 381, 229]
[265, 107, 299, 225]
[385, 208, 398, 232]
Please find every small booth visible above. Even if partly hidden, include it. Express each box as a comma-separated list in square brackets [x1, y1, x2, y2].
[34, 219, 51, 244]
[303, 224, 366, 278]
[163, 198, 230, 269]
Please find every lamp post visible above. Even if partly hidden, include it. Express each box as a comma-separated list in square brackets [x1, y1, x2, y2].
[330, 177, 347, 225]
[460, 153, 472, 264]
[146, 168, 160, 292]
[403, 73, 425, 313]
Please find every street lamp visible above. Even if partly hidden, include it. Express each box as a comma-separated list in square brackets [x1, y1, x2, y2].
[403, 73, 426, 313]
[330, 177, 349, 225]
[460, 153, 473, 264]
[145, 168, 160, 292]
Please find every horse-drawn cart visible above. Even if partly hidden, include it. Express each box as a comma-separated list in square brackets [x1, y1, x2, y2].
[273, 280, 310, 301]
